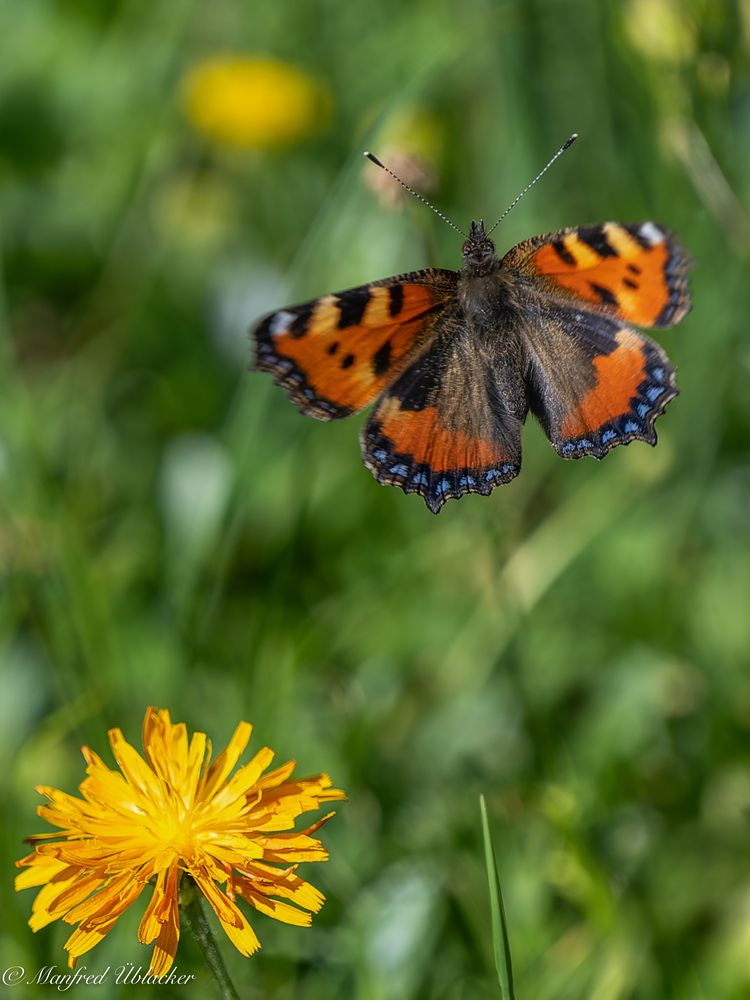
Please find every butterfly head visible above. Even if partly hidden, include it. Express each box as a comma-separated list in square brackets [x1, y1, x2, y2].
[462, 220, 497, 275]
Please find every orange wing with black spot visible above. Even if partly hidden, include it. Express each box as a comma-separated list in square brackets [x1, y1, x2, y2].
[502, 222, 691, 328]
[252, 270, 457, 420]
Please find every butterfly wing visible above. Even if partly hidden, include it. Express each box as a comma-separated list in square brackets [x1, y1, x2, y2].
[362, 313, 523, 514]
[502, 222, 691, 328]
[252, 269, 458, 419]
[522, 300, 678, 458]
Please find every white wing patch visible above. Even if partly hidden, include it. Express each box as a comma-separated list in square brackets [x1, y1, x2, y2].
[269, 310, 296, 335]
[638, 222, 664, 246]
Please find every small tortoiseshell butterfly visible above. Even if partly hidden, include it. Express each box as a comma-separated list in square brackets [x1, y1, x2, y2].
[252, 135, 691, 513]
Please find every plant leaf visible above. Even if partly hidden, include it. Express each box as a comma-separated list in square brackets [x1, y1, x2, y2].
[480, 794, 515, 999]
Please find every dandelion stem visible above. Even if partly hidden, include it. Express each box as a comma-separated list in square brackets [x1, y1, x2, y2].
[181, 880, 241, 1000]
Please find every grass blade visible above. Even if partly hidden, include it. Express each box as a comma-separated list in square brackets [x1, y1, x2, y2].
[480, 794, 515, 999]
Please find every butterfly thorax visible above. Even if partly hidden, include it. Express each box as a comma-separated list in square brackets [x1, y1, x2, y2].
[459, 221, 528, 331]
[461, 220, 498, 277]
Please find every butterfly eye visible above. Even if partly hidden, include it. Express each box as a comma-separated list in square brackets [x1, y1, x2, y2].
[462, 240, 472, 255]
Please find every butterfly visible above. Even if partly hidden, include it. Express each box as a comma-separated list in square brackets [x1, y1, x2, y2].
[251, 139, 691, 513]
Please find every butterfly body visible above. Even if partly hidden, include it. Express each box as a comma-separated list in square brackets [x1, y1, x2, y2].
[253, 218, 690, 513]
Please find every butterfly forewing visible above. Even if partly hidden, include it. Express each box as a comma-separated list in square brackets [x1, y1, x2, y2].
[252, 270, 457, 420]
[502, 222, 691, 329]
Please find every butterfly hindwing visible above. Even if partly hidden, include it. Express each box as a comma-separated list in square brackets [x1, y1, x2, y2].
[503, 222, 691, 329]
[252, 269, 457, 420]
[523, 301, 678, 458]
[362, 315, 523, 513]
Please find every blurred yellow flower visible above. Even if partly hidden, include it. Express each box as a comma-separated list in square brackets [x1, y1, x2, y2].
[182, 55, 330, 148]
[16, 707, 345, 976]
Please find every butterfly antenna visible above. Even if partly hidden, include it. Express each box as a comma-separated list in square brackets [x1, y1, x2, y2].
[486, 133, 579, 236]
[364, 151, 469, 239]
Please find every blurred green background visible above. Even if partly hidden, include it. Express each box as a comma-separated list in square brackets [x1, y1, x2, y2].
[1, 0, 749, 997]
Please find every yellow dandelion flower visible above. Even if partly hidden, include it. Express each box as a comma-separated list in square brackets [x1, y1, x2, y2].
[182, 55, 330, 148]
[16, 708, 346, 976]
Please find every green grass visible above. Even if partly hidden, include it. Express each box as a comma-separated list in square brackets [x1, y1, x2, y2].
[1, 0, 750, 997]
[481, 794, 515, 999]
